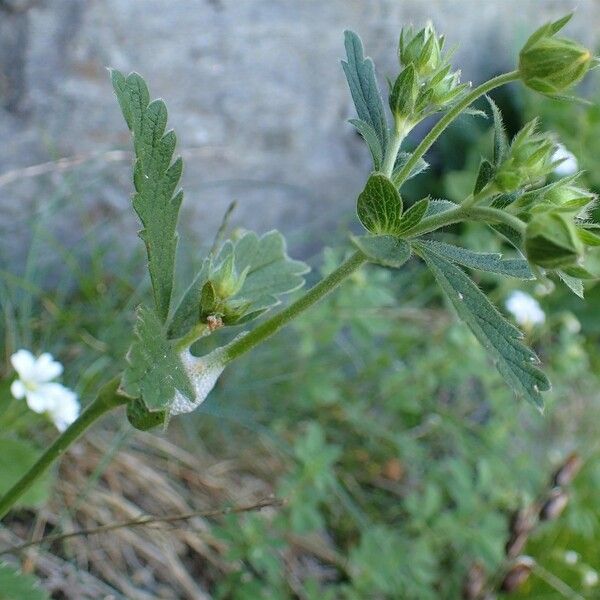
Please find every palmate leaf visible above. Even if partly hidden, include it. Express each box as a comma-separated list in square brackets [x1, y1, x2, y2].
[357, 173, 403, 234]
[169, 230, 309, 338]
[0, 563, 49, 600]
[415, 243, 550, 409]
[418, 240, 533, 279]
[342, 31, 389, 159]
[111, 70, 182, 322]
[121, 305, 194, 412]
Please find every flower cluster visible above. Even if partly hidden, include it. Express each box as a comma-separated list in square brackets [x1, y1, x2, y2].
[10, 349, 80, 431]
[390, 22, 467, 129]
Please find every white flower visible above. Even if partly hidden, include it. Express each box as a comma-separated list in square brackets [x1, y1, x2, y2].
[505, 291, 546, 327]
[10, 349, 80, 431]
[553, 143, 578, 176]
[583, 570, 599, 587]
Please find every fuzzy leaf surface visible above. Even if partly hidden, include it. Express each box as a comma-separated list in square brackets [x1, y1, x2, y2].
[121, 306, 194, 411]
[357, 173, 403, 234]
[111, 70, 182, 322]
[391, 152, 429, 187]
[416, 244, 550, 408]
[418, 240, 533, 279]
[349, 118, 384, 170]
[351, 235, 411, 268]
[342, 31, 388, 157]
[396, 197, 430, 234]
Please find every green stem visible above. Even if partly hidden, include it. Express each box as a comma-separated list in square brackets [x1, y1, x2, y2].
[403, 205, 526, 238]
[381, 128, 405, 178]
[394, 71, 520, 188]
[225, 250, 367, 363]
[0, 377, 128, 520]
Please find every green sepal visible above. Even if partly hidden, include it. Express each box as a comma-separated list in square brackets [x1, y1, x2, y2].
[357, 173, 403, 234]
[473, 159, 495, 195]
[351, 235, 411, 268]
[126, 398, 166, 431]
[525, 213, 583, 269]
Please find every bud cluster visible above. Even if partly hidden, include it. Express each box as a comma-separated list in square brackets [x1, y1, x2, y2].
[389, 23, 467, 129]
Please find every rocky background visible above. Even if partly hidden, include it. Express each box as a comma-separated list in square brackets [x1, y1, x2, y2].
[1, 0, 599, 269]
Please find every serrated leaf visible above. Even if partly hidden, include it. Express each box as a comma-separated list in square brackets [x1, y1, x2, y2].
[357, 173, 403, 234]
[396, 197, 430, 235]
[0, 563, 49, 600]
[111, 70, 182, 322]
[351, 235, 411, 267]
[473, 159, 495, 195]
[121, 305, 194, 411]
[349, 118, 384, 170]
[415, 243, 550, 409]
[216, 230, 310, 318]
[418, 240, 533, 279]
[126, 398, 166, 431]
[342, 31, 388, 158]
[391, 152, 429, 187]
[0, 438, 51, 508]
[487, 96, 509, 165]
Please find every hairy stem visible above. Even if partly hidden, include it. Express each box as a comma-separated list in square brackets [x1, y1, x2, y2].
[0, 378, 128, 520]
[225, 250, 367, 363]
[402, 205, 525, 239]
[394, 71, 521, 188]
[381, 128, 405, 178]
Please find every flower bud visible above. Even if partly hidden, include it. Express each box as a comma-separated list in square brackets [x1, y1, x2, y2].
[519, 14, 594, 95]
[494, 120, 556, 192]
[210, 253, 249, 299]
[525, 213, 583, 269]
[389, 64, 418, 120]
[399, 23, 443, 77]
[427, 65, 467, 108]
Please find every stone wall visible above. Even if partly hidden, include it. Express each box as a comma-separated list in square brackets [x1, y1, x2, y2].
[1, 0, 598, 267]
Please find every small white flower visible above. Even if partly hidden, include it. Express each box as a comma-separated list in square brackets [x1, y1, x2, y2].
[583, 569, 599, 587]
[553, 143, 578, 176]
[564, 550, 579, 565]
[505, 291, 546, 327]
[10, 349, 80, 431]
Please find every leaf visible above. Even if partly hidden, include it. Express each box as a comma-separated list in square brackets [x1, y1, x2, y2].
[111, 70, 182, 322]
[486, 96, 509, 165]
[415, 243, 550, 409]
[0, 563, 49, 600]
[473, 159, 495, 195]
[126, 398, 166, 431]
[391, 152, 429, 187]
[215, 230, 310, 318]
[357, 173, 403, 234]
[424, 199, 458, 217]
[351, 235, 411, 268]
[349, 118, 384, 170]
[418, 240, 533, 279]
[578, 227, 600, 246]
[397, 197, 430, 234]
[557, 270, 584, 298]
[121, 305, 194, 411]
[342, 31, 388, 157]
[0, 438, 51, 508]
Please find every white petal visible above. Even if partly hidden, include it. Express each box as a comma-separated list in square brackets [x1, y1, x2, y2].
[33, 352, 63, 382]
[47, 386, 80, 431]
[25, 389, 52, 413]
[10, 379, 26, 400]
[10, 349, 36, 380]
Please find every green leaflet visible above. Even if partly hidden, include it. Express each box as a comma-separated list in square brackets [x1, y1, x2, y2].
[121, 305, 195, 412]
[351, 235, 411, 268]
[342, 31, 389, 158]
[0, 438, 51, 508]
[418, 240, 533, 279]
[557, 270, 584, 298]
[424, 199, 458, 217]
[168, 230, 309, 338]
[391, 152, 429, 188]
[415, 244, 550, 409]
[0, 563, 49, 600]
[111, 70, 182, 322]
[349, 118, 384, 170]
[396, 197, 430, 235]
[357, 173, 403, 234]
